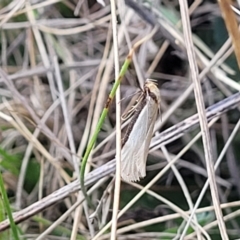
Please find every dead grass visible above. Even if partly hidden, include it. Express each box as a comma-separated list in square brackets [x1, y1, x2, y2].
[1, 0, 240, 239]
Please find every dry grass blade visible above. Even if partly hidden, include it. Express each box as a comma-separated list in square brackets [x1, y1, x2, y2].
[0, 91, 239, 231]
[1, 0, 240, 239]
[179, 1, 228, 239]
[110, 0, 121, 239]
[218, 0, 240, 69]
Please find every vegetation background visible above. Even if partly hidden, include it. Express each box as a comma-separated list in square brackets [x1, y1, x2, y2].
[0, 0, 240, 239]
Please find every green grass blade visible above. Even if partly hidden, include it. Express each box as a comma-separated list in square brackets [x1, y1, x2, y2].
[80, 54, 132, 208]
[0, 170, 19, 240]
[80, 26, 158, 208]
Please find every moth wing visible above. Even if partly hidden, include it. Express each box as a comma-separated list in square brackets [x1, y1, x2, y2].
[121, 97, 158, 182]
[136, 104, 158, 178]
[121, 102, 149, 182]
[135, 98, 158, 179]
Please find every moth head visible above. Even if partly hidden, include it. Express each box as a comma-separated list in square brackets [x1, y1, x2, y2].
[145, 79, 160, 106]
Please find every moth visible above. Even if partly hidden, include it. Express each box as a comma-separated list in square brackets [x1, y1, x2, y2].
[121, 79, 160, 182]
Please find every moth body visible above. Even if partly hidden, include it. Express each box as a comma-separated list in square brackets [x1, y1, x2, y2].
[121, 79, 160, 182]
